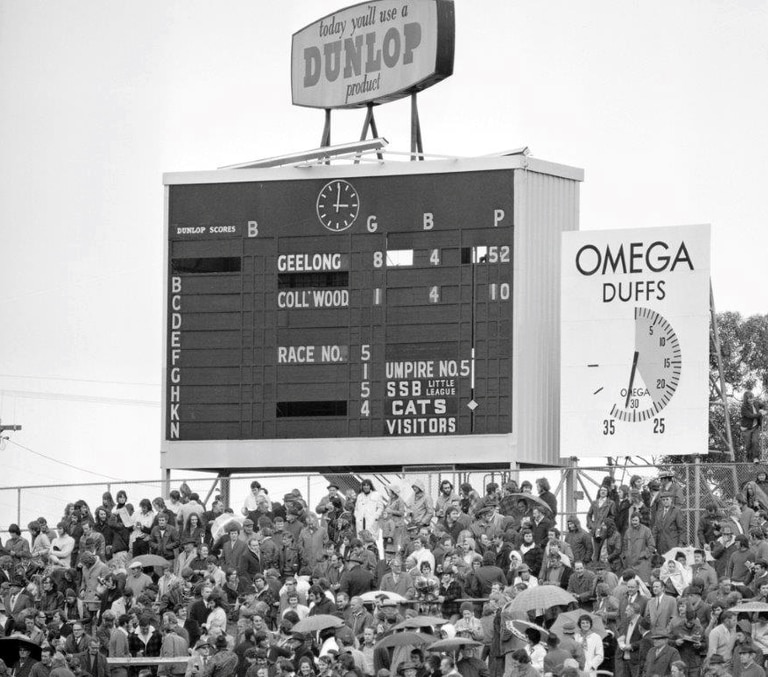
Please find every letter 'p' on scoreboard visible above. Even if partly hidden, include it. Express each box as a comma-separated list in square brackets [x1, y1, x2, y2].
[161, 156, 583, 472]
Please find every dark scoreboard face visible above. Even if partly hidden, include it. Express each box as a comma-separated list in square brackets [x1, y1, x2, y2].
[166, 169, 514, 442]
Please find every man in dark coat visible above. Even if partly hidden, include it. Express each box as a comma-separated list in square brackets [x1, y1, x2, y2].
[652, 493, 684, 554]
[642, 631, 680, 677]
[614, 602, 646, 677]
[470, 552, 507, 598]
[339, 556, 374, 597]
[76, 638, 110, 677]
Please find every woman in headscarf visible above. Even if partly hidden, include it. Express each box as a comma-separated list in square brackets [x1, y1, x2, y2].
[660, 558, 691, 597]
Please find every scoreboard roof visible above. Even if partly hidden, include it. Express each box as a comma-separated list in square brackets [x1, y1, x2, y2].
[162, 154, 583, 472]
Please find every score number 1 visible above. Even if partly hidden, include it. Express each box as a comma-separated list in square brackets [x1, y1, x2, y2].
[360, 344, 371, 417]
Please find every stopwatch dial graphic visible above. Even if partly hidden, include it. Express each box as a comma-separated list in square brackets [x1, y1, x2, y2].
[610, 307, 682, 422]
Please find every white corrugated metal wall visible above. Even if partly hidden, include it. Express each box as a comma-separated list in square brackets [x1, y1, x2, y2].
[513, 167, 581, 465]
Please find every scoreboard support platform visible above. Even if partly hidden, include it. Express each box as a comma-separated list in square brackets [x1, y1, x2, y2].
[161, 152, 583, 473]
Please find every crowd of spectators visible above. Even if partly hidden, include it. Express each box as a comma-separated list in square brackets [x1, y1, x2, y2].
[2, 470, 768, 677]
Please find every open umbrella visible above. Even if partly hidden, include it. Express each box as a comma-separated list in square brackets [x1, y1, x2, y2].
[360, 590, 409, 603]
[291, 614, 345, 633]
[209, 513, 245, 541]
[427, 638, 483, 653]
[731, 601, 768, 613]
[392, 616, 449, 631]
[663, 546, 714, 564]
[0, 637, 43, 665]
[128, 554, 170, 568]
[506, 493, 552, 513]
[550, 611, 607, 639]
[506, 586, 576, 613]
[375, 631, 434, 650]
[509, 619, 549, 641]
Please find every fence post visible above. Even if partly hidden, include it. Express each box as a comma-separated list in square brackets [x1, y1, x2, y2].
[694, 456, 701, 545]
[16, 488, 21, 526]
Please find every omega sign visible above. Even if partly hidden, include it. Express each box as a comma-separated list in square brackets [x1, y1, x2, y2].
[291, 0, 455, 109]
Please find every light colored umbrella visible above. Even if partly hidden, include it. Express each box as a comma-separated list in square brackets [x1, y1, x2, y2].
[375, 631, 434, 650]
[663, 546, 714, 564]
[509, 619, 549, 641]
[128, 554, 170, 568]
[731, 601, 768, 613]
[360, 590, 409, 603]
[392, 616, 449, 630]
[427, 638, 483, 652]
[291, 615, 344, 633]
[506, 586, 577, 613]
[550, 610, 607, 639]
[210, 513, 245, 541]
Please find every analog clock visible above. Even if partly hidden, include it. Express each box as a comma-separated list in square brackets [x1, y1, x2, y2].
[607, 307, 682, 422]
[316, 179, 359, 232]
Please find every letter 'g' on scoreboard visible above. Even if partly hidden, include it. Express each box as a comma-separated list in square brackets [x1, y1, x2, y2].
[161, 155, 583, 472]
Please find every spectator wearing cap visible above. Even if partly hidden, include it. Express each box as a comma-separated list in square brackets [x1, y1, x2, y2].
[727, 534, 756, 586]
[643, 630, 681, 677]
[554, 621, 585, 670]
[125, 560, 153, 598]
[737, 643, 765, 677]
[340, 554, 374, 598]
[3, 577, 34, 626]
[176, 537, 200, 577]
[652, 492, 685, 554]
[659, 470, 685, 508]
[315, 483, 344, 524]
[712, 523, 739, 579]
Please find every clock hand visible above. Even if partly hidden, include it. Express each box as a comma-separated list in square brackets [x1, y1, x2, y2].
[334, 182, 341, 212]
[624, 350, 639, 409]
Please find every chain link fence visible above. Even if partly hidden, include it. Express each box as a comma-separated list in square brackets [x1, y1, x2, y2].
[1, 462, 764, 545]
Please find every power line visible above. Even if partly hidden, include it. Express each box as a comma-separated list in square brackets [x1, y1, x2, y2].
[0, 389, 159, 407]
[7, 439, 122, 480]
[0, 373, 159, 387]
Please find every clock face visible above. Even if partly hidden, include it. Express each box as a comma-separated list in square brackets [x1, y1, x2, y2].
[606, 307, 682, 422]
[316, 180, 359, 232]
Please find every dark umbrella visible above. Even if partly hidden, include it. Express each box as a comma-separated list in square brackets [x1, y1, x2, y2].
[391, 616, 448, 631]
[507, 494, 552, 513]
[0, 637, 43, 665]
[375, 631, 433, 650]
[291, 615, 345, 633]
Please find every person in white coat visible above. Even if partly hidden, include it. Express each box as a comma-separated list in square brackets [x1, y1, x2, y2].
[576, 614, 604, 677]
[355, 479, 385, 553]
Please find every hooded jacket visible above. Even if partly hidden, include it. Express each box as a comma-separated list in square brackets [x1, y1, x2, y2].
[565, 516, 593, 563]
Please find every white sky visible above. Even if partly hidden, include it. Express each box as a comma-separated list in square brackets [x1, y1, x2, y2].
[0, 0, 766, 519]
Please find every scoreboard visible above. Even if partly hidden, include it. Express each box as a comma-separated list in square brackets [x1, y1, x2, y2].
[162, 155, 582, 471]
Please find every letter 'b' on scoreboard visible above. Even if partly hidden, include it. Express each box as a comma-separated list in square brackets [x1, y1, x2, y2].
[161, 155, 583, 472]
